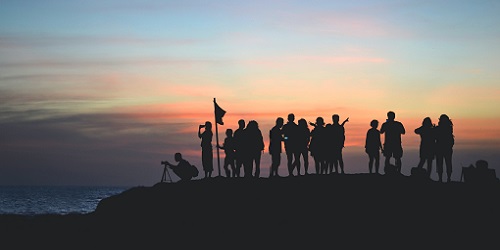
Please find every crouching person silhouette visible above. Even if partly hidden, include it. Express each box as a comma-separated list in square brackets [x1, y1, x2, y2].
[162, 153, 199, 182]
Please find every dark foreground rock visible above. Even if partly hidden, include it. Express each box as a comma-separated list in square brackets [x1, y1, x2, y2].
[2, 173, 500, 248]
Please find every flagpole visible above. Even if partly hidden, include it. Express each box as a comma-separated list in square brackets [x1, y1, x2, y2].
[214, 98, 221, 177]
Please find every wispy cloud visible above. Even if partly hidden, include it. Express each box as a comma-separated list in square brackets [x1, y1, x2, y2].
[0, 34, 202, 48]
[0, 57, 231, 69]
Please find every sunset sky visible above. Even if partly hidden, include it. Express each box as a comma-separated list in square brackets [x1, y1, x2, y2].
[1, 0, 499, 186]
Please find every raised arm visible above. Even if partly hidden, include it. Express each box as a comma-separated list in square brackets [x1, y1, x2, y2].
[341, 117, 349, 126]
[198, 125, 203, 138]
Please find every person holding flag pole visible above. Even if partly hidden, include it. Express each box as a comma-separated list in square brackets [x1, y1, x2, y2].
[213, 98, 226, 177]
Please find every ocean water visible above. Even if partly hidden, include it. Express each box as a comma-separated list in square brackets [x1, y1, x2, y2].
[0, 186, 130, 215]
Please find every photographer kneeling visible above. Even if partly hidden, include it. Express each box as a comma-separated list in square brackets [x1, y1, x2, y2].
[162, 153, 199, 182]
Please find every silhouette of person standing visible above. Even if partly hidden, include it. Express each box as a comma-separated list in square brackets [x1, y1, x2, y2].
[198, 121, 213, 178]
[217, 129, 236, 178]
[415, 117, 436, 178]
[330, 114, 348, 174]
[233, 119, 246, 177]
[296, 118, 311, 175]
[282, 113, 299, 176]
[380, 111, 405, 173]
[309, 117, 327, 175]
[365, 119, 382, 174]
[269, 117, 284, 177]
[244, 120, 265, 178]
[435, 114, 454, 183]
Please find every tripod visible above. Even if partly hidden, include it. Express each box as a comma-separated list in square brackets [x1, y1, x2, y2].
[160, 162, 173, 183]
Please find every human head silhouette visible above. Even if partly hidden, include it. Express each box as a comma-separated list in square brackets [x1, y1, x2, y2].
[332, 114, 339, 124]
[248, 120, 258, 129]
[238, 119, 245, 129]
[439, 114, 452, 126]
[204, 121, 212, 130]
[387, 111, 395, 121]
[422, 117, 432, 127]
[298, 118, 307, 127]
[287, 113, 295, 123]
[226, 128, 233, 137]
[316, 117, 324, 126]
[276, 117, 284, 127]
[370, 119, 378, 129]
[174, 152, 182, 162]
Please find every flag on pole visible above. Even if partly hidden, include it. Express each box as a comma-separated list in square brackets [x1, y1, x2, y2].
[214, 99, 226, 125]
[213, 98, 225, 177]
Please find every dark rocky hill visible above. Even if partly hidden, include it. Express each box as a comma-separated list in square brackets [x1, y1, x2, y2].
[2, 173, 500, 248]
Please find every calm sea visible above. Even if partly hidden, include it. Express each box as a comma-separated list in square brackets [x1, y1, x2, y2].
[0, 186, 131, 215]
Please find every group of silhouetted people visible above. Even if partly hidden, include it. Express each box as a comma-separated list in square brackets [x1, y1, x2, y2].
[198, 119, 265, 179]
[196, 113, 350, 179]
[164, 111, 458, 183]
[364, 112, 455, 182]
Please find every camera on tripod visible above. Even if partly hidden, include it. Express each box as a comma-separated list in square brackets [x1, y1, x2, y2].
[160, 161, 173, 183]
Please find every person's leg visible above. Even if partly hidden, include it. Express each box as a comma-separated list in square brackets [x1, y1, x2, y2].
[230, 160, 236, 177]
[436, 155, 444, 182]
[243, 158, 252, 178]
[286, 151, 294, 176]
[276, 153, 281, 176]
[254, 153, 261, 178]
[328, 156, 333, 173]
[223, 159, 231, 177]
[320, 160, 327, 175]
[314, 157, 320, 174]
[339, 150, 344, 174]
[368, 155, 374, 174]
[375, 152, 380, 174]
[269, 153, 276, 177]
[395, 157, 402, 173]
[303, 151, 309, 174]
[237, 157, 243, 177]
[426, 157, 433, 178]
[385, 156, 391, 168]
[323, 158, 330, 174]
[202, 150, 208, 179]
[294, 152, 301, 175]
[445, 153, 453, 182]
[417, 157, 425, 168]
[333, 157, 339, 174]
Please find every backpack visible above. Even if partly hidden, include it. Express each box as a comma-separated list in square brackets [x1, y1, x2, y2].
[191, 165, 199, 178]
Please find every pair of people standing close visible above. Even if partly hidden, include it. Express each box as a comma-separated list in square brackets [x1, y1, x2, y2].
[365, 111, 405, 174]
[226, 119, 265, 178]
[414, 114, 454, 182]
[364, 111, 454, 182]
